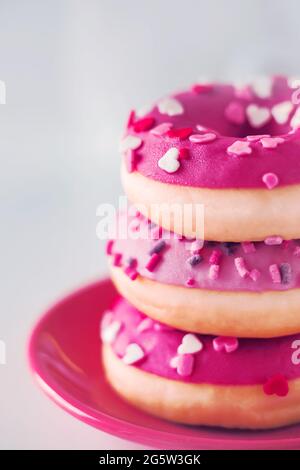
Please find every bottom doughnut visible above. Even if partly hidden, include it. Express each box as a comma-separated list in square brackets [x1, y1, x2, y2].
[103, 345, 300, 429]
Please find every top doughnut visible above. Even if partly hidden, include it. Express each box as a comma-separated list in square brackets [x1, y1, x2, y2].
[120, 76, 300, 241]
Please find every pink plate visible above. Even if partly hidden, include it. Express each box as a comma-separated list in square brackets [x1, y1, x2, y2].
[28, 278, 300, 449]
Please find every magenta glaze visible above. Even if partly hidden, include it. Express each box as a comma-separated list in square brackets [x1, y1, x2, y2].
[28, 278, 300, 449]
[110, 211, 300, 292]
[122, 76, 300, 188]
[107, 297, 300, 385]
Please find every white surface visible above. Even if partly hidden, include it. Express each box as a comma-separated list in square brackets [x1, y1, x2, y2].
[1, 0, 300, 449]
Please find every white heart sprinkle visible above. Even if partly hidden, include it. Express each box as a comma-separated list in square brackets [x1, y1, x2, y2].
[101, 320, 121, 344]
[246, 104, 271, 128]
[158, 147, 180, 173]
[291, 107, 300, 128]
[122, 343, 144, 365]
[119, 135, 142, 152]
[157, 97, 184, 116]
[252, 77, 273, 98]
[150, 122, 173, 136]
[271, 101, 293, 125]
[177, 334, 203, 355]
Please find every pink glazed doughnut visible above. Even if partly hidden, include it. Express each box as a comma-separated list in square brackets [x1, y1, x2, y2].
[120, 76, 300, 241]
[102, 298, 300, 429]
[108, 210, 300, 338]
[107, 212, 300, 338]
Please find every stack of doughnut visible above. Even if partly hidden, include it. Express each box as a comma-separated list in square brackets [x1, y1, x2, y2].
[102, 76, 300, 429]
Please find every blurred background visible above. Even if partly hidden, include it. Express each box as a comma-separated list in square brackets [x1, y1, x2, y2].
[1, 0, 299, 449]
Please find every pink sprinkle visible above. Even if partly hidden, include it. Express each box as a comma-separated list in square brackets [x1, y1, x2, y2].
[137, 317, 154, 333]
[191, 83, 213, 93]
[209, 264, 220, 280]
[246, 134, 270, 142]
[124, 266, 138, 280]
[260, 137, 284, 149]
[269, 264, 281, 283]
[209, 249, 222, 265]
[227, 140, 252, 156]
[234, 257, 249, 278]
[105, 240, 114, 255]
[133, 116, 155, 133]
[249, 268, 261, 281]
[125, 149, 138, 173]
[145, 253, 161, 272]
[113, 253, 122, 267]
[186, 277, 195, 287]
[262, 172, 279, 189]
[282, 240, 292, 250]
[189, 133, 216, 143]
[179, 147, 190, 159]
[176, 354, 194, 377]
[294, 246, 300, 257]
[167, 127, 193, 140]
[150, 122, 173, 136]
[213, 336, 239, 353]
[190, 240, 203, 254]
[264, 236, 283, 246]
[224, 102, 245, 125]
[126, 109, 136, 128]
[241, 241, 256, 254]
[150, 225, 162, 240]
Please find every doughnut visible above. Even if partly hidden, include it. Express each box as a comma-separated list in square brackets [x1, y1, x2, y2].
[119, 76, 300, 241]
[101, 297, 300, 429]
[107, 210, 300, 338]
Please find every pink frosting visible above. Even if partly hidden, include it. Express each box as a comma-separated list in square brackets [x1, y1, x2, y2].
[108, 211, 300, 292]
[121, 76, 300, 189]
[103, 297, 300, 385]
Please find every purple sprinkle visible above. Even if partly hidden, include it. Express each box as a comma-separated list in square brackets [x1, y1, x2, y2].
[187, 254, 202, 266]
[280, 263, 292, 284]
[149, 240, 166, 255]
[223, 242, 238, 255]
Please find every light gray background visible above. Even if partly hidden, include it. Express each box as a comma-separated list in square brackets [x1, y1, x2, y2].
[1, 0, 299, 450]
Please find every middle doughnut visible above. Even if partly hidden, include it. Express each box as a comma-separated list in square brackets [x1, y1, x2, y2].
[108, 210, 300, 338]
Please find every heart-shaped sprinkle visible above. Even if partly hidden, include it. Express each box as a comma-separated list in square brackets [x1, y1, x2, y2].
[190, 240, 204, 254]
[158, 147, 180, 173]
[189, 133, 216, 143]
[132, 116, 155, 132]
[157, 97, 184, 116]
[262, 172, 279, 189]
[101, 320, 121, 344]
[227, 140, 252, 156]
[260, 137, 284, 149]
[213, 336, 239, 353]
[150, 122, 173, 136]
[167, 127, 193, 140]
[119, 135, 143, 152]
[246, 104, 271, 128]
[263, 374, 289, 397]
[252, 77, 273, 98]
[177, 333, 203, 355]
[122, 343, 145, 365]
[291, 107, 300, 128]
[224, 102, 245, 125]
[271, 101, 293, 125]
